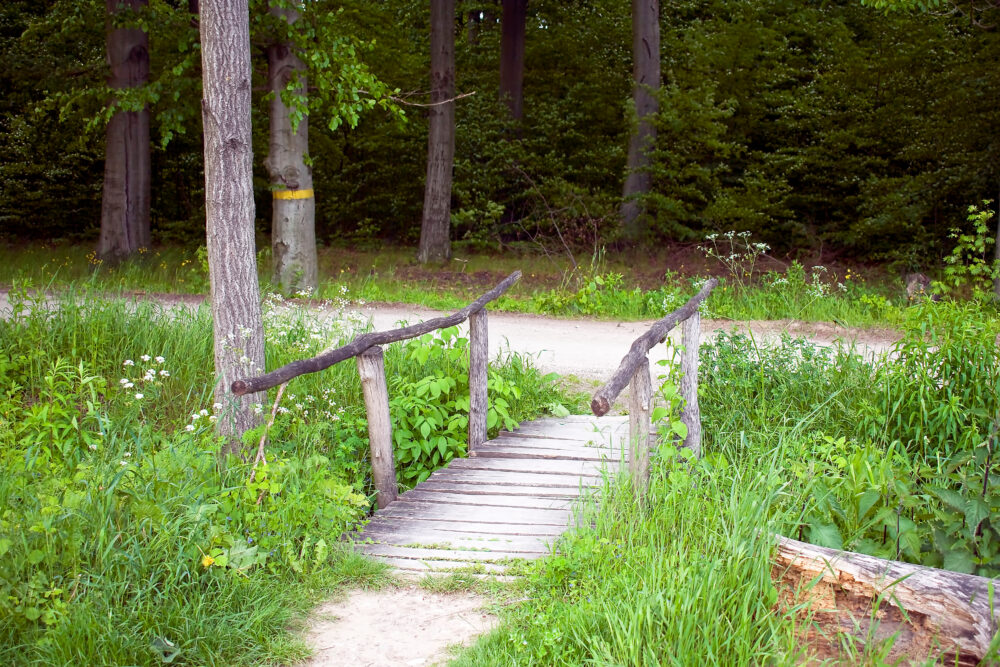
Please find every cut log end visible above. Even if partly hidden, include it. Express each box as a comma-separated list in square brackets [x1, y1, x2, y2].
[591, 397, 610, 417]
[231, 379, 250, 395]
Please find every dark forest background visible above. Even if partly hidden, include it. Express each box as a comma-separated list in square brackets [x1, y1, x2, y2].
[2, 0, 997, 268]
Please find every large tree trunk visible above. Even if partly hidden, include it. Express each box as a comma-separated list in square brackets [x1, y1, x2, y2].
[97, 0, 151, 263]
[199, 0, 265, 451]
[265, 4, 317, 295]
[499, 0, 527, 122]
[620, 0, 659, 242]
[418, 0, 455, 265]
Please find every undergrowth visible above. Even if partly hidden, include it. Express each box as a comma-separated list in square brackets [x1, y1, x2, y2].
[0, 282, 567, 664]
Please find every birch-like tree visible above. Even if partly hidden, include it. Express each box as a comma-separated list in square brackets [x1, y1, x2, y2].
[200, 0, 266, 448]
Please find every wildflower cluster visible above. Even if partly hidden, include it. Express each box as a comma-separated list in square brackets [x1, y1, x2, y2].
[700, 231, 770, 290]
[185, 403, 222, 431]
[120, 354, 170, 401]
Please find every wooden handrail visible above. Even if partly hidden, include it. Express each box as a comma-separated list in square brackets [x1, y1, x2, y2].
[231, 271, 521, 395]
[590, 278, 717, 416]
[232, 271, 520, 508]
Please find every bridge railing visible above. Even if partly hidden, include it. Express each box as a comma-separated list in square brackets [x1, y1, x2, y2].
[590, 278, 717, 495]
[231, 271, 522, 508]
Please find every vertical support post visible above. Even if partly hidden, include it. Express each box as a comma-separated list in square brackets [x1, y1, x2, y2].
[628, 357, 652, 497]
[468, 308, 489, 455]
[680, 311, 702, 459]
[356, 346, 397, 508]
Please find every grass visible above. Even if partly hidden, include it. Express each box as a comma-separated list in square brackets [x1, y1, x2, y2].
[0, 241, 914, 326]
[447, 300, 1000, 665]
[0, 281, 569, 665]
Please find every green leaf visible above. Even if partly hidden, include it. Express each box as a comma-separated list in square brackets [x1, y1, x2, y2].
[419, 421, 431, 439]
[809, 522, 843, 550]
[965, 497, 990, 535]
[651, 406, 669, 422]
[943, 548, 975, 574]
[0, 539, 10, 558]
[27, 549, 45, 565]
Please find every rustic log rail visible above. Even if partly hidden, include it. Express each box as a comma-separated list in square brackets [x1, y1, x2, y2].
[590, 278, 717, 493]
[232, 271, 521, 508]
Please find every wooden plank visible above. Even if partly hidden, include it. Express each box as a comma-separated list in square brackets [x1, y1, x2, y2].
[358, 543, 542, 563]
[364, 517, 566, 537]
[426, 467, 600, 488]
[353, 529, 553, 553]
[373, 556, 509, 574]
[446, 457, 615, 477]
[376, 502, 573, 526]
[485, 434, 624, 451]
[499, 422, 629, 444]
[474, 443, 624, 462]
[414, 480, 586, 498]
[395, 490, 575, 510]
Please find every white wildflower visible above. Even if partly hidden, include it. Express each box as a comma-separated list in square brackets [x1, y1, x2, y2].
[123, 359, 134, 366]
[141, 354, 151, 362]
[185, 424, 195, 432]
[159, 370, 170, 377]
[135, 393, 144, 400]
[155, 356, 165, 364]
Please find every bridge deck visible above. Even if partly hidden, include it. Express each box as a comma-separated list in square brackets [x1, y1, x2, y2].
[352, 415, 629, 576]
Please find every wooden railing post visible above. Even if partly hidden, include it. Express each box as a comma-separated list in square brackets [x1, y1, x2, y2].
[356, 346, 397, 508]
[468, 308, 488, 455]
[679, 311, 701, 458]
[628, 358, 652, 496]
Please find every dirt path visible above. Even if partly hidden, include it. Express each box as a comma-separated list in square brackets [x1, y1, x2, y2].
[302, 585, 497, 667]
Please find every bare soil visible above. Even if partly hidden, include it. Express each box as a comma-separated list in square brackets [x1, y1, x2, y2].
[301, 585, 497, 667]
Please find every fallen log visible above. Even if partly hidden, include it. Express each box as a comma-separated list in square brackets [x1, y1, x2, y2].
[774, 534, 999, 666]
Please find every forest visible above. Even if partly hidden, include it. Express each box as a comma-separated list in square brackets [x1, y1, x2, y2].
[2, 0, 999, 268]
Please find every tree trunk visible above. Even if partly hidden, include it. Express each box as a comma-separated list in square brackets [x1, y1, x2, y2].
[620, 0, 659, 242]
[199, 0, 265, 451]
[499, 0, 527, 121]
[418, 0, 455, 265]
[265, 4, 317, 295]
[774, 534, 999, 666]
[97, 0, 151, 263]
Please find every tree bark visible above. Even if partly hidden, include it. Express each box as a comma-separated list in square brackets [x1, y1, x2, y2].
[679, 311, 701, 458]
[775, 534, 999, 666]
[499, 0, 527, 122]
[200, 0, 266, 451]
[357, 346, 398, 508]
[418, 0, 455, 264]
[591, 278, 716, 417]
[620, 0, 659, 241]
[628, 359, 652, 496]
[468, 308, 489, 453]
[266, 4, 317, 295]
[97, 0, 151, 263]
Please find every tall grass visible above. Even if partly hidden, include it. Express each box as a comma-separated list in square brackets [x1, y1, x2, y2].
[0, 281, 568, 664]
[453, 442, 797, 666]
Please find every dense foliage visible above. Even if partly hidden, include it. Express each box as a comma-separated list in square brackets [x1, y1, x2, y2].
[2, 0, 999, 264]
[0, 285, 567, 663]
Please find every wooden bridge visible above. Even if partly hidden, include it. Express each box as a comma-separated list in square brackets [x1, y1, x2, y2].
[352, 415, 628, 576]
[233, 271, 716, 577]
